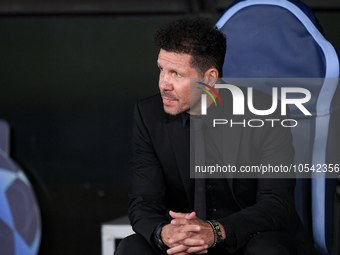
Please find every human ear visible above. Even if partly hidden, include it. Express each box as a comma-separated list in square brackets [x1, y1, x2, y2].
[203, 68, 218, 86]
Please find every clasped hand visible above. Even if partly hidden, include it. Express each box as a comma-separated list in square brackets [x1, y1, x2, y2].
[161, 211, 215, 255]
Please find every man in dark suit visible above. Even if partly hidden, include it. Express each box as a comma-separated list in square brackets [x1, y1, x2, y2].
[115, 18, 316, 255]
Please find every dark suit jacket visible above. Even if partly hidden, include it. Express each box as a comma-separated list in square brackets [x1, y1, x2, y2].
[128, 89, 315, 254]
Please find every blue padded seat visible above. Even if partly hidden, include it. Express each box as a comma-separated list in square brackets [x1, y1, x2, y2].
[216, 1, 339, 254]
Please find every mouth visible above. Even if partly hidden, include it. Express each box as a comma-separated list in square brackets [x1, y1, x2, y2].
[161, 92, 178, 105]
[162, 96, 177, 105]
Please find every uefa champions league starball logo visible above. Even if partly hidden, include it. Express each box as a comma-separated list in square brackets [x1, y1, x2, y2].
[0, 121, 41, 255]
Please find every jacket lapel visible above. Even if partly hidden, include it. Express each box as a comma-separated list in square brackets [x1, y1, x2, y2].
[217, 87, 244, 199]
[222, 117, 243, 194]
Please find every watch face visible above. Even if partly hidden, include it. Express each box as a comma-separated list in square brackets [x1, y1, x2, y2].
[154, 222, 168, 252]
[153, 227, 165, 251]
[156, 235, 164, 247]
[155, 237, 166, 252]
[157, 241, 163, 250]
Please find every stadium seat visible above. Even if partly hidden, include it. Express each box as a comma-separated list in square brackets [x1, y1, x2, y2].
[216, 0, 339, 254]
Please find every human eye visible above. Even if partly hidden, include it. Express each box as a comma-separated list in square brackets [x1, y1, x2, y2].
[174, 71, 182, 78]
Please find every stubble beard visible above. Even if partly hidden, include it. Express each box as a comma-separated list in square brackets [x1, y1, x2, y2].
[163, 104, 188, 116]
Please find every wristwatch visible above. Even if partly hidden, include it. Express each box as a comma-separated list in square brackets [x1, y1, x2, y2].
[153, 222, 168, 253]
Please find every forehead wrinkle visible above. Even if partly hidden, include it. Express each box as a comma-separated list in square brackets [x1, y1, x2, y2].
[158, 57, 189, 74]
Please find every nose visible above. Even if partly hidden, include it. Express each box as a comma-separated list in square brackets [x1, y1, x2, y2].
[159, 73, 173, 91]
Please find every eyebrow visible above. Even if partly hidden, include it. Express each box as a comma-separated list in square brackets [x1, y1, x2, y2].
[157, 61, 185, 75]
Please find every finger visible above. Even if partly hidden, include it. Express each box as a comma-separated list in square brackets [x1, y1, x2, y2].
[167, 244, 188, 255]
[170, 211, 192, 219]
[180, 224, 201, 232]
[185, 211, 196, 220]
[171, 217, 189, 225]
[186, 245, 209, 254]
[169, 232, 190, 244]
[181, 238, 205, 246]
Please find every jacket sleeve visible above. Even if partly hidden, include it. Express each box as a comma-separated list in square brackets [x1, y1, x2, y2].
[128, 102, 170, 248]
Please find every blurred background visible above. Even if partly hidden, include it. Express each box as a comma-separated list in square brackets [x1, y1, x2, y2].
[0, 0, 339, 254]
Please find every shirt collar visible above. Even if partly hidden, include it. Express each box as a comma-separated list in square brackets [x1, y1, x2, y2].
[181, 112, 190, 128]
